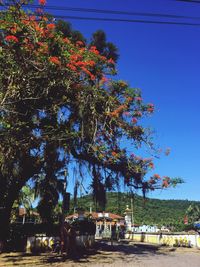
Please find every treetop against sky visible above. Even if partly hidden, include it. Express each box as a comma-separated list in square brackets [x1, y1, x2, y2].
[1, 0, 199, 201]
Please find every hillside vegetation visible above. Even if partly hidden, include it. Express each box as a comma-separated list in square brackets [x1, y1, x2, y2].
[73, 192, 200, 227]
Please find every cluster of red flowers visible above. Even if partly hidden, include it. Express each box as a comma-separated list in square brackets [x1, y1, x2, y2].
[66, 53, 96, 80]
[148, 162, 154, 169]
[108, 58, 115, 64]
[111, 151, 118, 157]
[7, 16, 111, 80]
[126, 96, 133, 103]
[100, 75, 109, 85]
[162, 176, 170, 188]
[149, 178, 156, 185]
[39, 0, 46, 6]
[5, 35, 19, 43]
[10, 26, 18, 34]
[134, 111, 142, 117]
[66, 64, 77, 72]
[47, 23, 55, 30]
[69, 54, 83, 62]
[20, 15, 55, 40]
[63, 37, 70, 44]
[36, 42, 48, 55]
[67, 45, 111, 80]
[7, 14, 99, 79]
[22, 37, 34, 51]
[131, 117, 138, 124]
[148, 175, 171, 189]
[147, 103, 154, 113]
[49, 56, 61, 65]
[109, 104, 127, 118]
[135, 96, 142, 102]
[153, 174, 161, 179]
[89, 46, 100, 55]
[76, 41, 85, 47]
[148, 174, 171, 189]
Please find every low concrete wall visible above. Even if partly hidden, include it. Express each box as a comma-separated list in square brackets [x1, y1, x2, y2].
[26, 235, 57, 253]
[27, 234, 95, 253]
[125, 232, 200, 248]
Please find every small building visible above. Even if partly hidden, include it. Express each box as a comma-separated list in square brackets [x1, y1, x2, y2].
[134, 224, 162, 233]
[65, 211, 124, 238]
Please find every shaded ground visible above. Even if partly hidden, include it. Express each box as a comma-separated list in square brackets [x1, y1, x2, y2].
[0, 240, 200, 267]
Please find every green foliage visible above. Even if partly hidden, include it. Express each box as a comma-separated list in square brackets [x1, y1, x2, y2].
[90, 30, 119, 62]
[186, 204, 200, 223]
[55, 20, 86, 43]
[11, 184, 35, 221]
[74, 192, 200, 230]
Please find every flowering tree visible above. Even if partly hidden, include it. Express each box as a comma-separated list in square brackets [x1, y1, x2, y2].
[0, 0, 182, 249]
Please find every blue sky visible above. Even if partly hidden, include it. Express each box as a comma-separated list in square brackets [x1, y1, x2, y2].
[10, 0, 200, 201]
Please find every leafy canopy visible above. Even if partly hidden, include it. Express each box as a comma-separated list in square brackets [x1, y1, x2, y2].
[0, 0, 182, 225]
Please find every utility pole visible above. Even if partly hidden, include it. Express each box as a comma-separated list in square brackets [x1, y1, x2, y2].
[61, 168, 69, 255]
[89, 202, 92, 214]
[61, 169, 68, 221]
[131, 197, 134, 232]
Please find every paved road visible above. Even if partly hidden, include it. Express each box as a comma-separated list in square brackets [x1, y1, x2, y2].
[0, 240, 200, 267]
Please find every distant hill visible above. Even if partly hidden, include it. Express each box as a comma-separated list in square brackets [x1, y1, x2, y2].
[71, 192, 200, 227]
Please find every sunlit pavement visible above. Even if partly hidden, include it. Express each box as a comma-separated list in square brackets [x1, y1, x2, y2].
[0, 240, 200, 267]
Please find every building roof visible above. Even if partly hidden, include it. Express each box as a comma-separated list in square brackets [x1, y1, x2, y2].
[66, 211, 123, 221]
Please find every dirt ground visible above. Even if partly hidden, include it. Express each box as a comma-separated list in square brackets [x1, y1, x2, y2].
[0, 240, 200, 267]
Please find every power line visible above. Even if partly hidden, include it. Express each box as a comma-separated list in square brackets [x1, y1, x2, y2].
[3, 3, 200, 21]
[51, 14, 200, 27]
[176, 0, 200, 3]
[2, 3, 200, 27]
[22, 4, 200, 21]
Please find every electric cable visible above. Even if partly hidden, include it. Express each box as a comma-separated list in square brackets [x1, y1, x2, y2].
[176, 0, 200, 3]
[49, 14, 200, 27]
[22, 4, 200, 21]
[2, 2, 200, 21]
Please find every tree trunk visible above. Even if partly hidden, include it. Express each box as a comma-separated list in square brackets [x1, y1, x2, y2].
[0, 199, 14, 253]
[0, 177, 29, 253]
[0, 152, 42, 253]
